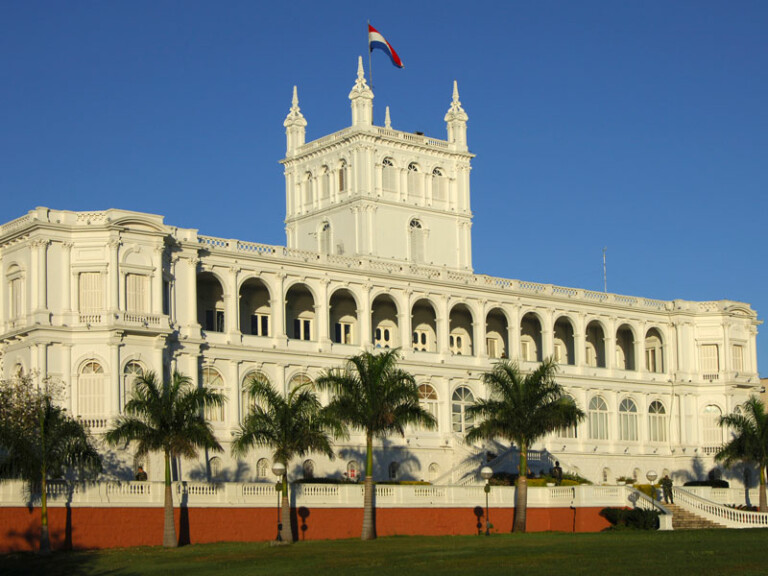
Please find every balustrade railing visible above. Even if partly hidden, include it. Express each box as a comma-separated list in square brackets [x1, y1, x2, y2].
[673, 487, 768, 528]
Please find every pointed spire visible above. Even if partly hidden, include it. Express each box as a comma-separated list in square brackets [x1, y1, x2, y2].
[384, 106, 392, 129]
[284, 85, 307, 155]
[349, 56, 374, 127]
[292, 85, 299, 108]
[444, 80, 468, 150]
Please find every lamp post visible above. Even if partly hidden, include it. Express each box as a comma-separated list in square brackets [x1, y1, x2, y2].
[272, 462, 286, 541]
[481, 466, 493, 536]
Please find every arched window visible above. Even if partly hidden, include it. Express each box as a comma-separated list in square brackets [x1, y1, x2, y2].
[7, 265, 24, 321]
[418, 384, 439, 427]
[241, 371, 269, 422]
[303, 459, 315, 479]
[123, 361, 144, 409]
[202, 366, 225, 422]
[588, 396, 609, 440]
[208, 456, 222, 481]
[407, 162, 423, 200]
[288, 374, 313, 391]
[256, 458, 269, 479]
[303, 171, 313, 208]
[346, 460, 360, 481]
[702, 405, 723, 447]
[320, 166, 330, 200]
[338, 160, 348, 194]
[382, 157, 397, 192]
[432, 167, 447, 205]
[451, 386, 475, 433]
[428, 462, 440, 483]
[78, 361, 105, 419]
[648, 401, 667, 443]
[409, 219, 427, 264]
[619, 398, 638, 442]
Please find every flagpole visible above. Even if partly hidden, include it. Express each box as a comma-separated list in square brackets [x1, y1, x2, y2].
[367, 20, 374, 89]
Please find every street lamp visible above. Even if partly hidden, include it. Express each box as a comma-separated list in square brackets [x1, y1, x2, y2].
[480, 466, 493, 536]
[272, 462, 286, 541]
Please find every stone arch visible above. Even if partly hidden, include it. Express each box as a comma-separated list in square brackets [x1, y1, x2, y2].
[411, 298, 437, 352]
[645, 327, 665, 373]
[585, 320, 607, 368]
[485, 306, 509, 359]
[285, 282, 316, 341]
[615, 323, 636, 371]
[553, 315, 576, 366]
[520, 311, 543, 362]
[197, 271, 226, 333]
[372, 292, 399, 349]
[239, 277, 271, 337]
[449, 303, 474, 356]
[329, 287, 359, 345]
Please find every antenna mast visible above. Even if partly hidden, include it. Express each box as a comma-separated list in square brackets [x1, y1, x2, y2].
[602, 247, 608, 293]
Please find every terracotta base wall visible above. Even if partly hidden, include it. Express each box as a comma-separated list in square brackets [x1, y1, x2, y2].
[0, 506, 611, 552]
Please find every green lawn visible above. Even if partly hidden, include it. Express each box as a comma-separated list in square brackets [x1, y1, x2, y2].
[1, 530, 764, 576]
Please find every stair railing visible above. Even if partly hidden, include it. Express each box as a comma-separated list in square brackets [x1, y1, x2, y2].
[624, 486, 673, 530]
[673, 487, 768, 528]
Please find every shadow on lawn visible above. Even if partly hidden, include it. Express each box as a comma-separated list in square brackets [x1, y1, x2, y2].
[1, 545, 142, 576]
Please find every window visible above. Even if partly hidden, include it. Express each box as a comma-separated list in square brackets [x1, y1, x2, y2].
[588, 396, 609, 440]
[409, 219, 426, 263]
[619, 398, 638, 442]
[648, 401, 667, 443]
[79, 272, 103, 312]
[256, 458, 269, 479]
[388, 461, 400, 480]
[338, 160, 348, 193]
[374, 323, 395, 348]
[450, 332, 468, 355]
[702, 405, 723, 447]
[382, 158, 397, 192]
[700, 344, 719, 377]
[288, 374, 313, 391]
[202, 367, 225, 422]
[428, 463, 440, 483]
[486, 337, 500, 359]
[521, 338, 537, 362]
[407, 162, 422, 199]
[418, 384, 439, 426]
[250, 313, 270, 336]
[645, 330, 663, 373]
[241, 371, 269, 422]
[126, 274, 148, 313]
[293, 318, 312, 340]
[335, 321, 353, 344]
[413, 329, 430, 352]
[303, 172, 313, 208]
[451, 386, 474, 433]
[558, 396, 578, 438]
[123, 361, 144, 409]
[205, 309, 225, 332]
[78, 361, 105, 417]
[346, 460, 360, 480]
[320, 166, 330, 200]
[208, 456, 222, 481]
[432, 167, 447, 204]
[732, 345, 744, 372]
[585, 342, 597, 367]
[9, 276, 23, 320]
[303, 459, 315, 479]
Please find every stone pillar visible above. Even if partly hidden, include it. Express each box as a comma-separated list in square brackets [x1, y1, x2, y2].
[317, 279, 330, 347]
[273, 272, 287, 340]
[359, 284, 372, 350]
[506, 306, 520, 361]
[62, 242, 73, 313]
[436, 297, 449, 355]
[226, 267, 240, 338]
[152, 246, 164, 315]
[107, 239, 121, 313]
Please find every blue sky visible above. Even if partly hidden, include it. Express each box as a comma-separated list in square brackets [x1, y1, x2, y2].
[2, 2, 767, 374]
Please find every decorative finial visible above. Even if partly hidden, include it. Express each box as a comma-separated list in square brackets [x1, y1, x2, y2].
[292, 85, 299, 108]
[445, 80, 468, 122]
[284, 85, 307, 154]
[385, 106, 392, 129]
[452, 80, 460, 104]
[357, 56, 365, 81]
[445, 80, 468, 150]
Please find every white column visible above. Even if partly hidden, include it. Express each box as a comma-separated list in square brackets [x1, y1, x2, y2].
[152, 246, 164, 315]
[226, 267, 239, 337]
[359, 284, 371, 350]
[107, 239, 120, 312]
[62, 242, 73, 313]
[436, 297, 449, 355]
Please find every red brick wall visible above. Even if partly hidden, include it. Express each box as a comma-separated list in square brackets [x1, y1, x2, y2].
[0, 506, 611, 552]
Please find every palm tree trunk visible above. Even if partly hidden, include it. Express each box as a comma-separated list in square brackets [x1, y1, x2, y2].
[513, 442, 528, 533]
[361, 433, 376, 540]
[280, 479, 293, 543]
[39, 471, 50, 555]
[163, 451, 177, 548]
[759, 465, 767, 513]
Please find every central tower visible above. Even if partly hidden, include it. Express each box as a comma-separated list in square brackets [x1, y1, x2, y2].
[281, 57, 474, 271]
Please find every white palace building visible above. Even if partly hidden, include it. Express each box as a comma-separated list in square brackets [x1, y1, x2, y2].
[0, 59, 761, 488]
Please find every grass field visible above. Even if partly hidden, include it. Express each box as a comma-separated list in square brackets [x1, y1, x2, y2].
[1, 530, 764, 576]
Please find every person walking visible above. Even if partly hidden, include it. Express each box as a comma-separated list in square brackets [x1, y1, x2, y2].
[660, 474, 674, 504]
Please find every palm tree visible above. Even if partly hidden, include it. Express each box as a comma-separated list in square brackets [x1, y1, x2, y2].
[0, 379, 102, 554]
[466, 358, 584, 533]
[231, 376, 342, 543]
[716, 395, 768, 512]
[316, 349, 436, 540]
[105, 371, 223, 547]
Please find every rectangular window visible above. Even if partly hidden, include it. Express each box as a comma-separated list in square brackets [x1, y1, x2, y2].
[79, 272, 103, 312]
[205, 310, 225, 332]
[250, 313, 270, 336]
[486, 338, 498, 359]
[162, 280, 170, 315]
[335, 322, 353, 344]
[293, 318, 312, 340]
[126, 274, 148, 313]
[646, 349, 657, 373]
[732, 345, 744, 372]
[10, 277, 22, 319]
[700, 344, 719, 374]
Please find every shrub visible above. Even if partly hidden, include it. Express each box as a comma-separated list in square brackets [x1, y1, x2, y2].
[634, 484, 658, 500]
[600, 507, 660, 530]
[683, 479, 730, 488]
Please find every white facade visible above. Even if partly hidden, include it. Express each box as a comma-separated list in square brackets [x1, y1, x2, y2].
[0, 61, 761, 488]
